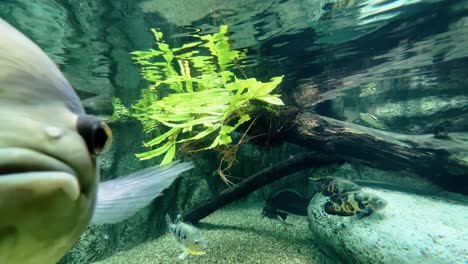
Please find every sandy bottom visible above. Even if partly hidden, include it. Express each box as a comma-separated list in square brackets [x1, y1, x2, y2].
[94, 203, 319, 264]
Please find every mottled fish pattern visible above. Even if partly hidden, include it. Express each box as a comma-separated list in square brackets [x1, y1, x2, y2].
[315, 177, 361, 196]
[324, 191, 387, 218]
[314, 177, 387, 218]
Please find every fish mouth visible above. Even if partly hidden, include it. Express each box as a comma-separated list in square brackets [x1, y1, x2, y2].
[0, 147, 80, 201]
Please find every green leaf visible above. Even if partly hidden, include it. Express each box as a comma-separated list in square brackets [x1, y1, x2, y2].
[151, 29, 163, 41]
[176, 124, 221, 143]
[144, 128, 179, 147]
[136, 142, 173, 160]
[172, 41, 203, 52]
[158, 43, 170, 52]
[257, 96, 284, 105]
[233, 114, 251, 129]
[220, 125, 235, 135]
[219, 134, 232, 145]
[152, 115, 218, 128]
[161, 144, 176, 164]
[111, 97, 130, 122]
[206, 135, 221, 149]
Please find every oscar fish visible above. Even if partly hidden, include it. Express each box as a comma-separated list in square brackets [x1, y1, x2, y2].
[314, 177, 361, 196]
[324, 191, 387, 218]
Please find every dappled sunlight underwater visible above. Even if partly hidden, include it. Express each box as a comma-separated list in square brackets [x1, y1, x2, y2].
[0, 0, 467, 263]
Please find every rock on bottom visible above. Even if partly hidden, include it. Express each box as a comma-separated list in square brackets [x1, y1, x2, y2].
[307, 188, 468, 264]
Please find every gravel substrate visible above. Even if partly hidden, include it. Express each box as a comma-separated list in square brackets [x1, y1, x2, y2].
[94, 203, 319, 264]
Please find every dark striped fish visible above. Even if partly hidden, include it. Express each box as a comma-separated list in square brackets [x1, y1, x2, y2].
[262, 189, 309, 222]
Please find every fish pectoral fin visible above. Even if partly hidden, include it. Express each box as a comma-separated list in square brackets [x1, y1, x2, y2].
[178, 251, 189, 260]
[278, 210, 288, 221]
[357, 208, 373, 219]
[280, 214, 288, 221]
[188, 250, 206, 256]
[91, 161, 193, 225]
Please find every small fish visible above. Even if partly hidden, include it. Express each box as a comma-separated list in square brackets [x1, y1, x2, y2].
[0, 18, 193, 263]
[359, 113, 388, 130]
[314, 177, 361, 196]
[324, 191, 387, 218]
[262, 189, 309, 222]
[166, 214, 208, 260]
[359, 82, 377, 97]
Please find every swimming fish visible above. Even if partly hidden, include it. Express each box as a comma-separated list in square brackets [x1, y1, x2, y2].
[359, 113, 388, 130]
[324, 191, 387, 218]
[262, 189, 309, 221]
[314, 177, 361, 196]
[166, 214, 208, 260]
[0, 18, 193, 264]
[359, 82, 378, 97]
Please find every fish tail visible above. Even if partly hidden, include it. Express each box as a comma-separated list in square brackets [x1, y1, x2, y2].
[277, 211, 288, 221]
[166, 213, 173, 227]
[91, 161, 193, 225]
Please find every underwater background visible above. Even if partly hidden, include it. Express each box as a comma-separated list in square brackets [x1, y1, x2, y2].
[1, 0, 467, 263]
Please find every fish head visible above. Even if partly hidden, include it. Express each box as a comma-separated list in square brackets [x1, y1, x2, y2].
[183, 225, 208, 255]
[369, 195, 388, 211]
[0, 18, 112, 263]
[186, 236, 208, 255]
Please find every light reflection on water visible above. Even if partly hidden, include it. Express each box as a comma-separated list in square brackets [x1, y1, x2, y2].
[203, 0, 468, 134]
[229, 0, 468, 134]
[1, 0, 467, 132]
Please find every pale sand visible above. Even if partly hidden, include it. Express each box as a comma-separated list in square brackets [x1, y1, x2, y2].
[94, 203, 319, 264]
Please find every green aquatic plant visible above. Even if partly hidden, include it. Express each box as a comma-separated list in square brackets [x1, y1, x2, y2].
[115, 25, 284, 165]
[111, 97, 130, 122]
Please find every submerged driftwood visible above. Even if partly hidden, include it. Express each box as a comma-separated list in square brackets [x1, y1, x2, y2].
[184, 152, 339, 223]
[289, 112, 468, 194]
[247, 109, 468, 193]
[185, 110, 467, 222]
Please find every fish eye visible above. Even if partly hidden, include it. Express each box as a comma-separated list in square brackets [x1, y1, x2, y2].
[77, 115, 113, 155]
[195, 240, 199, 245]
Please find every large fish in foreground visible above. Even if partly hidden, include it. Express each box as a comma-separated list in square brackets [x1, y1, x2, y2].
[0, 18, 193, 263]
